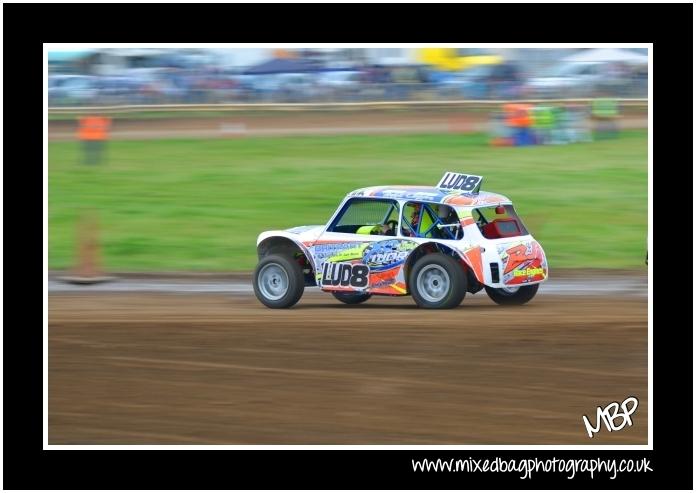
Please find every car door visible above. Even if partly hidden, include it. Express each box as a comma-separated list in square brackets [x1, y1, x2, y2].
[309, 197, 401, 292]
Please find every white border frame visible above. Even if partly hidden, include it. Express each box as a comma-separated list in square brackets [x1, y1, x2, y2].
[44, 43, 652, 451]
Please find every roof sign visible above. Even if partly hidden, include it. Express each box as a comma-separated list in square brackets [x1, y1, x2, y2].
[437, 172, 483, 194]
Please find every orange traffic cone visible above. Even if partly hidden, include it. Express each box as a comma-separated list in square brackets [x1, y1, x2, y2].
[61, 212, 114, 284]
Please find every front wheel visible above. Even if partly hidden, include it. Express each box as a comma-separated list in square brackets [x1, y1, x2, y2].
[484, 284, 539, 305]
[332, 292, 372, 305]
[409, 253, 467, 309]
[253, 254, 304, 308]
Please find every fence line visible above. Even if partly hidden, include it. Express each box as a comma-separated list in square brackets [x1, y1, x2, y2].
[48, 98, 648, 114]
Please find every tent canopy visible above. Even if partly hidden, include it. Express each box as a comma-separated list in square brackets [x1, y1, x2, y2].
[563, 48, 648, 65]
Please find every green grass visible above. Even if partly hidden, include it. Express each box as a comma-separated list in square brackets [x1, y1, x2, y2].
[49, 130, 648, 271]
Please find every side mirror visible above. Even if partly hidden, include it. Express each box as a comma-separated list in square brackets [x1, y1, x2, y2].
[495, 205, 506, 215]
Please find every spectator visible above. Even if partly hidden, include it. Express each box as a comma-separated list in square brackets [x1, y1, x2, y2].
[591, 95, 620, 139]
[77, 115, 111, 165]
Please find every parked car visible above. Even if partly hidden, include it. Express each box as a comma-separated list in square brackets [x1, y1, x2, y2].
[315, 70, 363, 100]
[274, 73, 318, 102]
[317, 70, 362, 87]
[253, 172, 549, 309]
[526, 61, 614, 98]
[48, 75, 99, 105]
[439, 63, 524, 99]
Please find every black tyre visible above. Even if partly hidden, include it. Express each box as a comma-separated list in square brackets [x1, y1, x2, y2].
[253, 254, 304, 308]
[332, 291, 372, 305]
[409, 253, 467, 309]
[484, 284, 539, 305]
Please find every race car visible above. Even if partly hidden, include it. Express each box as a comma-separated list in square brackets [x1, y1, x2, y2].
[253, 171, 548, 309]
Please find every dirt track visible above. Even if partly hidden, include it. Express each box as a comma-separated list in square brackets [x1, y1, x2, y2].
[48, 292, 648, 445]
[48, 109, 648, 140]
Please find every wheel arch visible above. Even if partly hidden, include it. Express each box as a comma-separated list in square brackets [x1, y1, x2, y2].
[257, 235, 316, 271]
[403, 242, 484, 292]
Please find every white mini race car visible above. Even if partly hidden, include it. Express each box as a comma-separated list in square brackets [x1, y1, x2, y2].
[253, 172, 548, 309]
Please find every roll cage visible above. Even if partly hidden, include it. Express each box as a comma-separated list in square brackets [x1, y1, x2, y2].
[400, 202, 461, 240]
[327, 197, 462, 240]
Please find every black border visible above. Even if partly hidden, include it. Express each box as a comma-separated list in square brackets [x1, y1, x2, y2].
[4, 2, 693, 489]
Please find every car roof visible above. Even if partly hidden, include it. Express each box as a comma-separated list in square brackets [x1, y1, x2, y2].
[347, 185, 512, 207]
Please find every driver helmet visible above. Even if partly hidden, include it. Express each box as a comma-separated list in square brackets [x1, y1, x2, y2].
[410, 202, 422, 222]
[409, 203, 423, 234]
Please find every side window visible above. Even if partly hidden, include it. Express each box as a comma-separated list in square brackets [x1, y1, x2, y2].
[329, 198, 399, 235]
[401, 202, 462, 240]
[474, 205, 529, 239]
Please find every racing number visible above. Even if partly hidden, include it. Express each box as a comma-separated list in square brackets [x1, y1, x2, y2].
[503, 244, 533, 274]
[350, 265, 368, 287]
[460, 175, 480, 192]
[322, 262, 369, 288]
[438, 173, 482, 192]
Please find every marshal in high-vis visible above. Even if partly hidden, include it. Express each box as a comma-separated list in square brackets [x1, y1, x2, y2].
[253, 172, 548, 309]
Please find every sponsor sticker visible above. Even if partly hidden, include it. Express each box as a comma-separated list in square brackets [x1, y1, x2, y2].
[362, 239, 417, 271]
[512, 267, 545, 277]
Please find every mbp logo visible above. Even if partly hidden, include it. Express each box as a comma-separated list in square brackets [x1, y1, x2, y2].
[582, 396, 639, 438]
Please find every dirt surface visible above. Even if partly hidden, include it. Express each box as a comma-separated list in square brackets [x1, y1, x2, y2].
[48, 109, 648, 140]
[49, 292, 648, 445]
[48, 268, 647, 281]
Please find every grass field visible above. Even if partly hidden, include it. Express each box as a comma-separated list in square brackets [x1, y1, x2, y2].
[48, 130, 648, 271]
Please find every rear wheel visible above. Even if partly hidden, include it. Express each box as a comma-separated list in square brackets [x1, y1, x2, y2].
[484, 284, 539, 305]
[332, 292, 372, 305]
[409, 253, 467, 309]
[253, 254, 304, 308]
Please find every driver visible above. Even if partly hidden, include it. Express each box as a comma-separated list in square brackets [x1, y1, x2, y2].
[375, 220, 397, 236]
[402, 203, 422, 237]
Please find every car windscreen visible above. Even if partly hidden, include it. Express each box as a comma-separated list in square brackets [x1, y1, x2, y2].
[328, 198, 399, 234]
